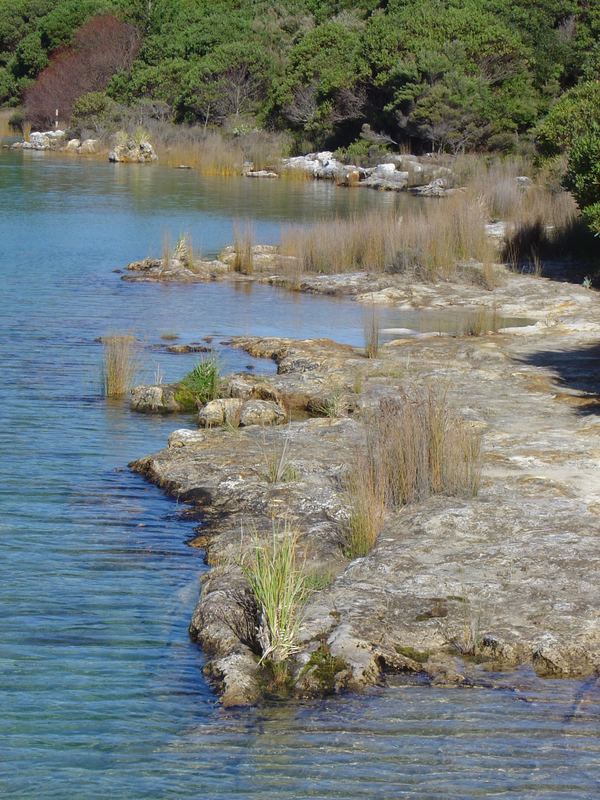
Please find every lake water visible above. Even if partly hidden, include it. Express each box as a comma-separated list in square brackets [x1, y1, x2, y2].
[1, 150, 599, 799]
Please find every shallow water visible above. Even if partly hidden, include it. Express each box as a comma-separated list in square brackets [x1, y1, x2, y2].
[1, 151, 599, 798]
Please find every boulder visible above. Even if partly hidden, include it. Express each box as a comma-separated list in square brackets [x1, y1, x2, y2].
[373, 162, 397, 176]
[239, 399, 286, 426]
[198, 398, 286, 427]
[79, 139, 97, 154]
[130, 384, 182, 413]
[410, 177, 454, 197]
[109, 137, 157, 163]
[220, 374, 282, 403]
[65, 138, 81, 152]
[198, 398, 244, 427]
[28, 130, 66, 150]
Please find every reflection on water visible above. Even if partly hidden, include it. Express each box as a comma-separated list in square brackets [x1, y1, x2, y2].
[1, 151, 599, 799]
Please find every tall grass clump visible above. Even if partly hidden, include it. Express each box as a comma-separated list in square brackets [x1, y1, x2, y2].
[102, 334, 137, 398]
[365, 388, 481, 507]
[344, 456, 385, 558]
[232, 222, 254, 274]
[175, 357, 220, 410]
[364, 307, 380, 358]
[242, 521, 310, 681]
[280, 194, 494, 280]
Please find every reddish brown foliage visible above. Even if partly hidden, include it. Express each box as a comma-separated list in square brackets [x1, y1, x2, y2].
[25, 15, 140, 129]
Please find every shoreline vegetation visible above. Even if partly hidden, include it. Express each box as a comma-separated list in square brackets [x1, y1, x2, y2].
[116, 158, 600, 703]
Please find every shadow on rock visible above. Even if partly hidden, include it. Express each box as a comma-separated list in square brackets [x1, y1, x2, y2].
[520, 340, 600, 414]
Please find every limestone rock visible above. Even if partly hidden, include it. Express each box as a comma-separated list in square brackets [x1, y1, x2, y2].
[79, 139, 97, 154]
[239, 399, 286, 426]
[168, 429, 206, 448]
[109, 136, 157, 163]
[130, 384, 182, 413]
[198, 398, 244, 427]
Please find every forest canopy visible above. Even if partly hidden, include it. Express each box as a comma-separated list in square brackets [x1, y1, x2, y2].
[0, 0, 599, 155]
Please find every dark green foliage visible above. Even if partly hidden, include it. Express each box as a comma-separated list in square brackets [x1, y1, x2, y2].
[0, 0, 599, 154]
[174, 358, 220, 411]
[564, 131, 600, 235]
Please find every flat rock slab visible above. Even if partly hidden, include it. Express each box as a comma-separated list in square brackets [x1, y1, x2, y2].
[130, 269, 600, 704]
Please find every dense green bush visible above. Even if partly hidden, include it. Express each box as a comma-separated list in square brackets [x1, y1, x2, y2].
[1, 0, 599, 154]
[563, 131, 600, 235]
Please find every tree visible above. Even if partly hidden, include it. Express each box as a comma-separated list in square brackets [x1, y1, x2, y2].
[24, 14, 140, 128]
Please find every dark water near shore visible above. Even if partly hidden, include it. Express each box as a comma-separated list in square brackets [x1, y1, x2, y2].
[1, 151, 599, 798]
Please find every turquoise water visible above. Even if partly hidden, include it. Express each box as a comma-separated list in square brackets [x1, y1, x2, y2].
[1, 151, 599, 798]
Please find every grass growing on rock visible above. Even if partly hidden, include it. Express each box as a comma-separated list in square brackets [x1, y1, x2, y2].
[241, 521, 310, 686]
[174, 357, 220, 411]
[102, 334, 137, 398]
[345, 386, 481, 557]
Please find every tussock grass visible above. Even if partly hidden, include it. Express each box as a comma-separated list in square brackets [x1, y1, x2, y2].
[232, 223, 254, 274]
[365, 388, 481, 507]
[175, 357, 220, 410]
[102, 334, 137, 397]
[241, 520, 310, 673]
[344, 385, 481, 558]
[344, 456, 386, 558]
[150, 123, 289, 175]
[280, 194, 494, 280]
[264, 436, 298, 483]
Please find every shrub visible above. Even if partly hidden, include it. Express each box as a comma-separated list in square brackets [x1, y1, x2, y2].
[563, 131, 600, 236]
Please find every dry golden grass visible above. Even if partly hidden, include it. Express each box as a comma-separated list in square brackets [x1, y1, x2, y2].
[232, 223, 254, 274]
[364, 308, 380, 358]
[344, 455, 386, 558]
[280, 193, 494, 280]
[365, 387, 481, 507]
[102, 334, 137, 398]
[153, 125, 289, 176]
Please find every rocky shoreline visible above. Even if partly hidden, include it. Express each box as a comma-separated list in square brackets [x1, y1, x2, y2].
[127, 261, 600, 705]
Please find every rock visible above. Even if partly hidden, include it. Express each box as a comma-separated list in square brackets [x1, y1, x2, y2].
[79, 139, 97, 154]
[515, 175, 533, 189]
[167, 343, 212, 354]
[130, 384, 182, 413]
[363, 170, 409, 191]
[168, 429, 206, 448]
[244, 170, 279, 178]
[220, 374, 281, 403]
[374, 162, 397, 176]
[65, 138, 81, 152]
[239, 399, 286, 426]
[410, 177, 454, 197]
[198, 398, 244, 427]
[25, 130, 66, 150]
[109, 136, 157, 163]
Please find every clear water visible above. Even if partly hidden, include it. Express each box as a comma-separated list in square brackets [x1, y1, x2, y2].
[1, 151, 599, 799]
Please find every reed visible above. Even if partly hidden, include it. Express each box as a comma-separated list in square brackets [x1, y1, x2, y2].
[102, 334, 137, 397]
